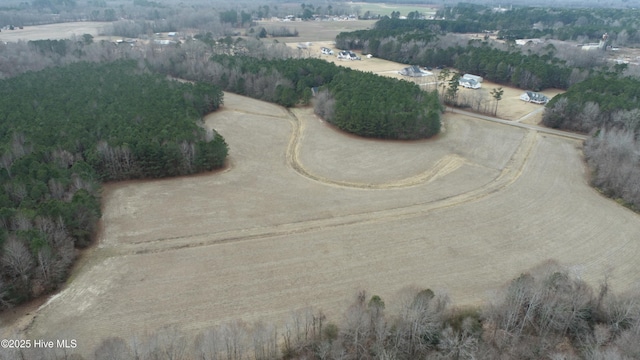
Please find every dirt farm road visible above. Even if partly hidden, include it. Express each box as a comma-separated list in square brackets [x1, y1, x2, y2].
[450, 108, 588, 141]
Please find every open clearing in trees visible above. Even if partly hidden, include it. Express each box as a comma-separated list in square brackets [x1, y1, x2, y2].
[2, 22, 640, 356]
[0, 22, 108, 42]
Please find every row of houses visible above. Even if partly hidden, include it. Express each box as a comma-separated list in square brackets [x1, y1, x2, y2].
[396, 66, 550, 104]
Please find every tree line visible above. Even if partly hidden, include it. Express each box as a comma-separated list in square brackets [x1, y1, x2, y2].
[437, 4, 640, 45]
[7, 261, 639, 359]
[335, 18, 578, 91]
[0, 60, 227, 307]
[335, 16, 639, 210]
[542, 73, 640, 210]
[543, 73, 640, 132]
[0, 35, 443, 307]
[319, 71, 441, 139]
[163, 53, 442, 140]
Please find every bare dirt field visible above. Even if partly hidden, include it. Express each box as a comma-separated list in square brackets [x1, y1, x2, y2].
[2, 21, 640, 358]
[0, 22, 108, 42]
[12, 89, 640, 356]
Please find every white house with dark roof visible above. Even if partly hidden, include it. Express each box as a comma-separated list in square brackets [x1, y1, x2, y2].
[462, 73, 483, 83]
[337, 51, 360, 60]
[520, 91, 549, 104]
[399, 65, 432, 77]
[459, 77, 481, 89]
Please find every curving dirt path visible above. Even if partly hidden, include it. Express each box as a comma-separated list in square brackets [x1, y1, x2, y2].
[88, 100, 535, 256]
[285, 108, 467, 189]
[6, 76, 640, 360]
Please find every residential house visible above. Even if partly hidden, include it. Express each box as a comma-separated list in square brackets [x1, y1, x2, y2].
[459, 77, 481, 89]
[399, 65, 432, 77]
[520, 91, 549, 104]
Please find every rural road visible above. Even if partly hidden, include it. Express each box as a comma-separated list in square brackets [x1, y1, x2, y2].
[449, 108, 588, 141]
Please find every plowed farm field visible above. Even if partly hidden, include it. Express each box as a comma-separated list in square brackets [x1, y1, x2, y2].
[3, 24, 640, 358]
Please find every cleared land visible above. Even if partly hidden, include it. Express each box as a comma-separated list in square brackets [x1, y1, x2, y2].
[349, 2, 438, 17]
[0, 22, 107, 42]
[2, 20, 640, 358]
[259, 19, 377, 44]
[13, 90, 640, 356]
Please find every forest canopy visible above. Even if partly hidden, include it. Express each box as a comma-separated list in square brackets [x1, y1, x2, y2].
[336, 18, 574, 91]
[0, 60, 227, 306]
[202, 55, 442, 139]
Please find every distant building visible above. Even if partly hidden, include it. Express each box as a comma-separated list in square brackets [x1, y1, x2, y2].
[462, 74, 483, 83]
[520, 91, 549, 104]
[337, 51, 360, 60]
[399, 65, 432, 77]
[459, 77, 481, 89]
[153, 39, 175, 45]
[515, 38, 543, 46]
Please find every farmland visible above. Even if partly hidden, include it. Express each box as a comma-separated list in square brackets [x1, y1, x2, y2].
[15, 88, 640, 355]
[1, 20, 640, 358]
[349, 2, 438, 18]
[0, 22, 107, 42]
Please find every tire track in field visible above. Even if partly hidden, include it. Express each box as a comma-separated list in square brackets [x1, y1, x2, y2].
[284, 108, 466, 190]
[113, 129, 538, 255]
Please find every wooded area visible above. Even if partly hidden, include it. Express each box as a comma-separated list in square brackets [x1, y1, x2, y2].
[321, 71, 441, 139]
[196, 55, 442, 139]
[437, 4, 640, 45]
[0, 60, 227, 306]
[336, 18, 579, 91]
[542, 74, 640, 210]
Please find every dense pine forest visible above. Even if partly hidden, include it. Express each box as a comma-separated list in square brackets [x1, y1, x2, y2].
[321, 70, 441, 139]
[0, 60, 227, 306]
[198, 55, 442, 139]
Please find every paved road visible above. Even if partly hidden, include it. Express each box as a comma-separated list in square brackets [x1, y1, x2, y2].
[449, 108, 588, 141]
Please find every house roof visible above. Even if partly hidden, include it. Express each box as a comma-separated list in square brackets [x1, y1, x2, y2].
[459, 78, 478, 85]
[525, 91, 548, 101]
[400, 65, 431, 77]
